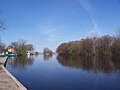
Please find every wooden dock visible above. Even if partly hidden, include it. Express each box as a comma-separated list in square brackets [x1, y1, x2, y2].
[0, 57, 8, 65]
[0, 57, 27, 90]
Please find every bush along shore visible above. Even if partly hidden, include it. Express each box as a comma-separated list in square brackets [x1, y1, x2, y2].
[56, 34, 120, 58]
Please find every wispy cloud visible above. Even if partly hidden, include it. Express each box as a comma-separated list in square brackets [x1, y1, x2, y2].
[79, 0, 101, 35]
[79, 0, 94, 17]
[42, 26, 55, 34]
[41, 25, 59, 42]
[47, 34, 57, 41]
[91, 18, 99, 31]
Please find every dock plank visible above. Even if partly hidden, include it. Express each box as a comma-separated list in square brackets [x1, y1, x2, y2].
[0, 57, 8, 64]
[0, 57, 27, 90]
[0, 65, 21, 90]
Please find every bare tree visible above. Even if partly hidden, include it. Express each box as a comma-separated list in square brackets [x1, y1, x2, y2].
[9, 40, 35, 55]
[0, 11, 6, 30]
[116, 28, 120, 38]
[0, 19, 6, 30]
[0, 15, 6, 52]
[27, 44, 34, 51]
[43, 47, 52, 55]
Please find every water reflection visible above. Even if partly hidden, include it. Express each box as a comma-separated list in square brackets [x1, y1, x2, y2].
[7, 55, 34, 69]
[57, 55, 120, 74]
[7, 54, 120, 74]
[43, 55, 52, 60]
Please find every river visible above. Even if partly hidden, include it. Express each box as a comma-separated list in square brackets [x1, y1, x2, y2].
[5, 55, 120, 90]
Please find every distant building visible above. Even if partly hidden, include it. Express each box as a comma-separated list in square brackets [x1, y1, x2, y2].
[8, 47, 15, 54]
[26, 51, 31, 55]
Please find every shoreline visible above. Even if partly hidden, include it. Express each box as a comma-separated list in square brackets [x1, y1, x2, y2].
[0, 57, 27, 90]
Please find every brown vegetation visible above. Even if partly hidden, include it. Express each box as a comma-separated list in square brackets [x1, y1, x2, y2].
[56, 34, 120, 58]
[9, 39, 34, 55]
[43, 47, 53, 55]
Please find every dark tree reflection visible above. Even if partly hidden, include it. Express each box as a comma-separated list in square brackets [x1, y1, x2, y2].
[57, 55, 120, 74]
[7, 55, 34, 69]
[111, 55, 120, 72]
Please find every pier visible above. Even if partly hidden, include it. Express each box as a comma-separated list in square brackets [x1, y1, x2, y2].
[0, 57, 27, 90]
[0, 57, 8, 65]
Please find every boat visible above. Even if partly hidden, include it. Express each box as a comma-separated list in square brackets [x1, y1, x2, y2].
[5, 54, 15, 57]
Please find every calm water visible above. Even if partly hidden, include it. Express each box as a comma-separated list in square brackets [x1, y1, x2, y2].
[5, 55, 120, 90]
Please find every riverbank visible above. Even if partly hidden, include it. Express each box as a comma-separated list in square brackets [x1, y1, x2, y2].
[0, 57, 8, 65]
[0, 57, 27, 90]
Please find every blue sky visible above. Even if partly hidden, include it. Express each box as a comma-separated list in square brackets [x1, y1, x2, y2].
[0, 0, 120, 52]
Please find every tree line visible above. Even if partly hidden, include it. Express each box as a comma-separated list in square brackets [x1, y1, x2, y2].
[43, 47, 53, 55]
[8, 39, 34, 55]
[56, 31, 120, 58]
[0, 13, 6, 53]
